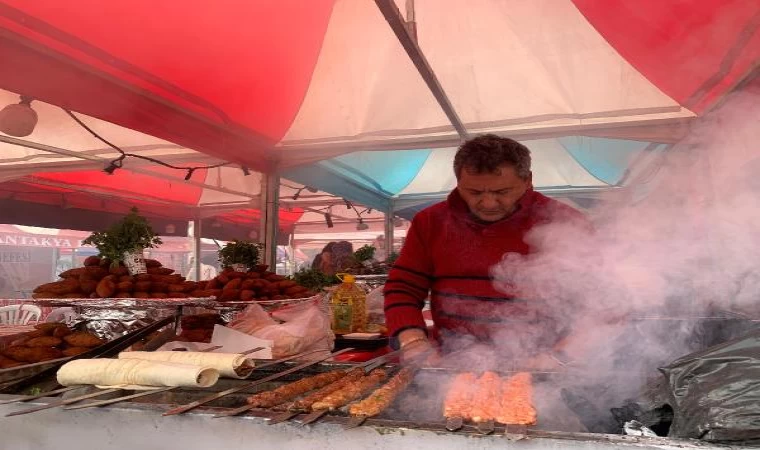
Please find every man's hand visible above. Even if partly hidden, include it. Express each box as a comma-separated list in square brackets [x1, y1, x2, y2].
[398, 329, 439, 366]
[401, 339, 441, 366]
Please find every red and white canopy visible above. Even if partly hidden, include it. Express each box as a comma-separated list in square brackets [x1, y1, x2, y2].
[0, 0, 757, 171]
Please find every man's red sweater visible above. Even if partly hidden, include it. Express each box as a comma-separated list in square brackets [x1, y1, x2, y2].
[384, 188, 587, 347]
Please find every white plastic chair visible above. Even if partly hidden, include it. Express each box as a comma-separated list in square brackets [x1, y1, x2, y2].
[0, 305, 42, 325]
[45, 307, 79, 326]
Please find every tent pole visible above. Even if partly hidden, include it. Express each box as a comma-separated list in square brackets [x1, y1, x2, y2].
[260, 173, 280, 269]
[384, 206, 394, 261]
[288, 234, 297, 276]
[191, 218, 201, 281]
[374, 0, 468, 140]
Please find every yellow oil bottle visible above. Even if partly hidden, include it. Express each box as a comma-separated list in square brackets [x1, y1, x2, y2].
[330, 274, 367, 334]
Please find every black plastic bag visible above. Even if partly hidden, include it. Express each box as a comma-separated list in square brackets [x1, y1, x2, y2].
[661, 328, 760, 442]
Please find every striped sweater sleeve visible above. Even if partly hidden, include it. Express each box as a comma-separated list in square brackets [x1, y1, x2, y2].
[383, 213, 433, 340]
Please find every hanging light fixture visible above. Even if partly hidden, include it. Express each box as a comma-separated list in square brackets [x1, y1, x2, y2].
[324, 212, 334, 228]
[356, 219, 369, 231]
[394, 217, 403, 227]
[0, 96, 38, 137]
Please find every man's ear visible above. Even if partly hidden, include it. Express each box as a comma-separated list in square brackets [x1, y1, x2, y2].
[527, 171, 533, 189]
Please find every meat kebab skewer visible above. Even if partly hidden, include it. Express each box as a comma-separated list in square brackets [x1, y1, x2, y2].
[245, 369, 347, 409]
[348, 367, 415, 418]
[266, 368, 367, 424]
[311, 368, 388, 411]
[470, 371, 502, 423]
[470, 371, 502, 434]
[496, 372, 537, 426]
[298, 369, 388, 425]
[289, 368, 365, 411]
[443, 372, 477, 430]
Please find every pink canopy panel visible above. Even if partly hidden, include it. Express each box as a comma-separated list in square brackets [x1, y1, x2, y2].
[0, 0, 757, 172]
[0, 168, 304, 242]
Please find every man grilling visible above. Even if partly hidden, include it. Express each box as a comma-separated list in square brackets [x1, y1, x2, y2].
[384, 135, 589, 367]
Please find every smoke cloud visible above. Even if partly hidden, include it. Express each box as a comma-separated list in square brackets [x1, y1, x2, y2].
[485, 80, 760, 432]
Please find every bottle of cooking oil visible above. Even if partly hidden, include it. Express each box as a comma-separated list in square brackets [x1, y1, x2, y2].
[330, 273, 367, 334]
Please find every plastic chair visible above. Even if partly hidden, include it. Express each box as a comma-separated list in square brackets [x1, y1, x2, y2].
[0, 304, 42, 325]
[45, 307, 79, 325]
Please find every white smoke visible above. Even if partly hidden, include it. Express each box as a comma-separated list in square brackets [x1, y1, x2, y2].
[488, 80, 760, 431]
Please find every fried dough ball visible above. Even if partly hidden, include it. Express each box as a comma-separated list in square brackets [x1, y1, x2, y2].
[52, 326, 73, 338]
[25, 347, 63, 362]
[63, 332, 105, 348]
[0, 356, 24, 369]
[62, 347, 90, 357]
[26, 336, 63, 348]
[2, 346, 32, 362]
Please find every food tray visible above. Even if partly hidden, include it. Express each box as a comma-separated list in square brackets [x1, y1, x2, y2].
[20, 297, 217, 309]
[0, 315, 177, 394]
[211, 294, 324, 312]
[0, 357, 71, 387]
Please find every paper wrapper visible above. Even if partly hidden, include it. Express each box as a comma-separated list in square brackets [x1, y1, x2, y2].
[211, 325, 273, 359]
[123, 249, 147, 275]
[57, 358, 219, 390]
[119, 351, 250, 379]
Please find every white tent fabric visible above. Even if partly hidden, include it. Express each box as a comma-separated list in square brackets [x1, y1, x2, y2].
[278, 0, 693, 164]
[0, 89, 205, 172]
[0, 89, 264, 210]
[397, 139, 609, 197]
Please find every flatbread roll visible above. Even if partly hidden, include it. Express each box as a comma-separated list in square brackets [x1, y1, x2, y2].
[118, 351, 251, 379]
[57, 359, 219, 390]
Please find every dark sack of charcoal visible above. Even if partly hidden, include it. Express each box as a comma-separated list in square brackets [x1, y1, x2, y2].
[660, 328, 760, 442]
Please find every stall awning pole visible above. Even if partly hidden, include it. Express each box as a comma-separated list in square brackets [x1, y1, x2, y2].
[260, 173, 280, 268]
[190, 218, 201, 281]
[374, 0, 468, 140]
[384, 207, 394, 260]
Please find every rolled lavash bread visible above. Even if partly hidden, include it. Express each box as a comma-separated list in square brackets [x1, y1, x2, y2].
[57, 359, 219, 390]
[118, 351, 250, 379]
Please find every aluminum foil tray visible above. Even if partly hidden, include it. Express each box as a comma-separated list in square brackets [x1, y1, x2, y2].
[23, 297, 217, 309]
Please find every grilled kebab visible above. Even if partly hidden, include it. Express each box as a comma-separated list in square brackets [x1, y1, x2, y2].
[246, 369, 347, 408]
[348, 368, 414, 417]
[311, 368, 387, 411]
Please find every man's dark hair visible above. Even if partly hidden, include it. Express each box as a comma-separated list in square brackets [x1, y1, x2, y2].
[453, 134, 531, 179]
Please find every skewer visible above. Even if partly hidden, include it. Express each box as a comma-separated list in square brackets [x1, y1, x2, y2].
[0, 385, 82, 405]
[64, 387, 166, 411]
[61, 346, 266, 411]
[299, 409, 328, 425]
[163, 348, 355, 416]
[267, 410, 300, 425]
[476, 420, 495, 435]
[344, 415, 367, 429]
[445, 417, 464, 431]
[249, 348, 325, 371]
[503, 424, 528, 440]
[240, 346, 265, 356]
[213, 350, 401, 419]
[5, 388, 122, 416]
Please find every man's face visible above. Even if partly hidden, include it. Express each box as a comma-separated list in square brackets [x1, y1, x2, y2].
[456, 164, 532, 222]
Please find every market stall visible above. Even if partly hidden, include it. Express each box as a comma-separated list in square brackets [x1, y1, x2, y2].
[0, 0, 759, 447]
